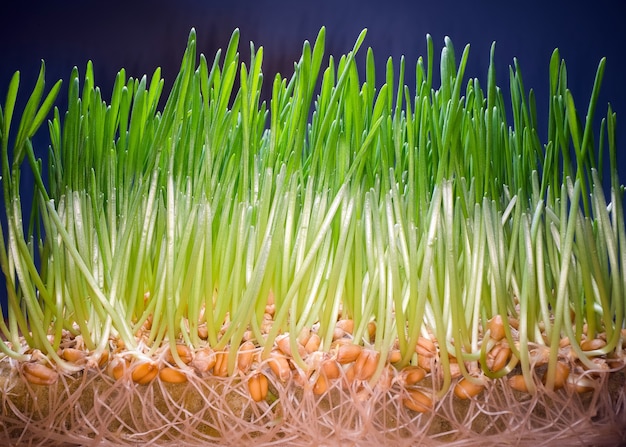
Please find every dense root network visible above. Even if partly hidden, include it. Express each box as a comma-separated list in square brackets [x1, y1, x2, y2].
[1, 335, 625, 447]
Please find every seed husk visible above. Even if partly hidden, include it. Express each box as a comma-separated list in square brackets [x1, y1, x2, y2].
[248, 373, 269, 402]
[22, 362, 58, 386]
[160, 366, 188, 383]
[376, 364, 394, 392]
[567, 374, 596, 393]
[191, 347, 216, 373]
[402, 389, 432, 413]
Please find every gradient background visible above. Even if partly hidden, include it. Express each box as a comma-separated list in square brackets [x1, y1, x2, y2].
[1, 0, 625, 311]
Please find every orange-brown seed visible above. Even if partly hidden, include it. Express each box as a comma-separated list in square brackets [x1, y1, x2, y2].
[248, 373, 269, 402]
[96, 349, 110, 368]
[508, 374, 530, 393]
[416, 337, 436, 357]
[160, 366, 188, 384]
[132, 361, 159, 385]
[61, 348, 86, 364]
[342, 364, 356, 388]
[401, 365, 426, 386]
[108, 357, 129, 380]
[402, 389, 432, 413]
[417, 353, 434, 372]
[332, 327, 346, 340]
[508, 317, 520, 330]
[304, 333, 321, 354]
[297, 327, 311, 347]
[489, 315, 506, 341]
[336, 344, 362, 364]
[276, 335, 294, 357]
[213, 351, 229, 377]
[313, 374, 329, 395]
[22, 362, 58, 386]
[268, 351, 291, 382]
[336, 319, 354, 335]
[354, 349, 379, 381]
[581, 338, 607, 351]
[321, 358, 341, 380]
[197, 325, 208, 340]
[165, 344, 193, 365]
[388, 350, 402, 364]
[238, 341, 256, 373]
[367, 321, 377, 341]
[454, 377, 485, 399]
[543, 361, 569, 390]
[487, 344, 511, 371]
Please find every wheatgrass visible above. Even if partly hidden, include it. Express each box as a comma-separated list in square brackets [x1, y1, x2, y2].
[1, 28, 625, 445]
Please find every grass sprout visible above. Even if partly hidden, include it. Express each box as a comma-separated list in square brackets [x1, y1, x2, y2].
[1, 27, 625, 445]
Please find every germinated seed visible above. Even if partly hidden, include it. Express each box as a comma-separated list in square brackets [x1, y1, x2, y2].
[248, 373, 269, 402]
[160, 366, 188, 384]
[191, 348, 216, 373]
[454, 377, 485, 399]
[238, 341, 256, 373]
[22, 362, 58, 386]
[354, 349, 379, 381]
[132, 361, 159, 385]
[304, 333, 321, 354]
[268, 351, 291, 382]
[401, 365, 426, 386]
[581, 338, 607, 351]
[336, 344, 362, 364]
[402, 389, 432, 413]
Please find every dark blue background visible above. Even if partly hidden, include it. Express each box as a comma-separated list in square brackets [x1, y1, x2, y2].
[1, 0, 625, 313]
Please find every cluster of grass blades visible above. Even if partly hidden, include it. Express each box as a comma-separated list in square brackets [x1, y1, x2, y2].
[1, 27, 625, 446]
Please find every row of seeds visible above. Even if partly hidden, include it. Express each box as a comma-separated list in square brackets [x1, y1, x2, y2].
[18, 311, 622, 414]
